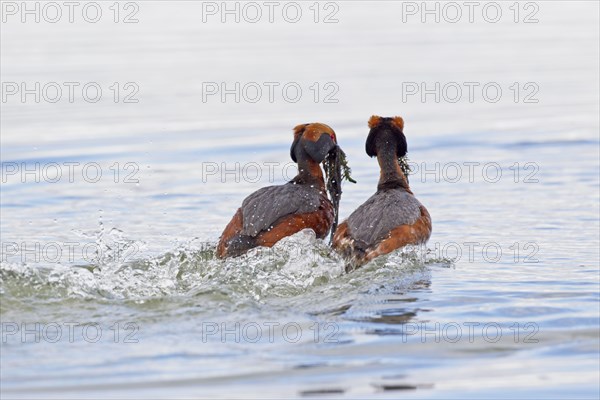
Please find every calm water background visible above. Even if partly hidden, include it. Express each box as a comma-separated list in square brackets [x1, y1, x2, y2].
[1, 1, 599, 398]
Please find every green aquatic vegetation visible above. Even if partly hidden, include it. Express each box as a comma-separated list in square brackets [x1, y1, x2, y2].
[323, 146, 357, 243]
[398, 155, 412, 179]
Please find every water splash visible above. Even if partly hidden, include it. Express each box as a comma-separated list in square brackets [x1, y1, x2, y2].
[0, 229, 452, 303]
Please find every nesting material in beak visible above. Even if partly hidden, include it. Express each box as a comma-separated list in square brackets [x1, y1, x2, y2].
[398, 155, 412, 184]
[323, 146, 356, 243]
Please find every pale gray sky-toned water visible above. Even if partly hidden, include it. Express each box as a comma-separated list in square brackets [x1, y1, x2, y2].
[1, 1, 599, 399]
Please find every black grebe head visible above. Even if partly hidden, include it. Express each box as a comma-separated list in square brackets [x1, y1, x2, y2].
[365, 115, 407, 158]
[290, 122, 337, 163]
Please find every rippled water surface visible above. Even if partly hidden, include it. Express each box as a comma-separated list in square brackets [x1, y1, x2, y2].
[1, 1, 599, 399]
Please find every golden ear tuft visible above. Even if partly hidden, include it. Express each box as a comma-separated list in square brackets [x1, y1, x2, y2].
[293, 123, 308, 140]
[368, 115, 382, 129]
[391, 116, 404, 131]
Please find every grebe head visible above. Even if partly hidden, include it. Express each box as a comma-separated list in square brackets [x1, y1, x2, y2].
[365, 115, 407, 158]
[288, 122, 355, 243]
[290, 123, 337, 163]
